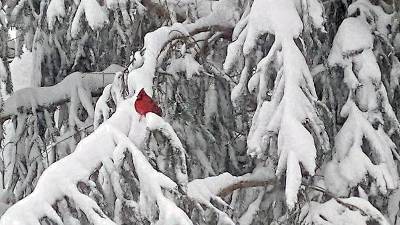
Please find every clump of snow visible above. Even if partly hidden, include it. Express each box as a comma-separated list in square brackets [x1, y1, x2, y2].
[225, 0, 304, 104]
[9, 51, 35, 90]
[301, 197, 390, 225]
[348, 0, 393, 37]
[242, 0, 302, 55]
[47, 0, 66, 30]
[128, 23, 190, 96]
[71, 0, 109, 38]
[306, 0, 326, 32]
[94, 84, 112, 129]
[325, 5, 399, 197]
[166, 53, 202, 80]
[0, 59, 6, 82]
[328, 17, 373, 67]
[128, 0, 240, 96]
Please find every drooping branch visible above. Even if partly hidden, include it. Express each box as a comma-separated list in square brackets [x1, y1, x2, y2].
[0, 64, 123, 123]
[187, 167, 275, 225]
[188, 167, 275, 205]
[324, 4, 399, 197]
[223, 0, 328, 209]
[127, 0, 241, 95]
[0, 96, 191, 225]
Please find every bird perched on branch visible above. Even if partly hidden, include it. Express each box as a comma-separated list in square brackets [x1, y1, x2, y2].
[134, 88, 162, 117]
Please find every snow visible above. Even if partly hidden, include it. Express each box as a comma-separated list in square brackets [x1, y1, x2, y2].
[10, 0, 26, 23]
[223, 26, 247, 73]
[146, 113, 188, 187]
[325, 5, 399, 198]
[390, 56, 400, 100]
[251, 41, 279, 102]
[225, 0, 303, 99]
[166, 53, 202, 80]
[2, 0, 397, 223]
[347, 0, 393, 37]
[324, 103, 399, 196]
[230, 59, 251, 105]
[328, 17, 373, 67]
[9, 51, 35, 90]
[31, 44, 44, 87]
[71, 0, 109, 38]
[187, 166, 274, 224]
[1, 64, 123, 122]
[204, 82, 218, 125]
[1, 95, 192, 225]
[94, 84, 112, 129]
[0, 59, 6, 81]
[223, 0, 324, 209]
[188, 166, 274, 205]
[238, 189, 264, 225]
[0, 2, 6, 28]
[278, 115, 316, 208]
[110, 124, 192, 225]
[47, 0, 65, 30]
[306, 0, 326, 32]
[1, 51, 38, 197]
[117, 0, 131, 27]
[341, 197, 390, 224]
[128, 23, 190, 96]
[389, 189, 400, 223]
[302, 198, 390, 225]
[243, 0, 302, 55]
[106, 0, 118, 9]
[247, 40, 320, 208]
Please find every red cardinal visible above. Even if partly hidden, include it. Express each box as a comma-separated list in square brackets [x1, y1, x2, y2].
[134, 88, 162, 117]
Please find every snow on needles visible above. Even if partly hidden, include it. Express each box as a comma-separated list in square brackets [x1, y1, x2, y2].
[0, 59, 6, 82]
[325, 3, 399, 197]
[223, 0, 326, 209]
[47, 0, 65, 30]
[128, 0, 239, 96]
[48, 0, 109, 36]
[301, 197, 390, 225]
[71, 0, 108, 38]
[187, 166, 274, 225]
[0, 97, 191, 225]
[328, 17, 373, 69]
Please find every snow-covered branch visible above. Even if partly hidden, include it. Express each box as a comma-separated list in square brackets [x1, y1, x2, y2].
[187, 166, 275, 225]
[0, 96, 191, 225]
[128, 0, 241, 95]
[188, 166, 275, 202]
[301, 197, 390, 225]
[324, 1, 399, 197]
[223, 0, 328, 209]
[0, 64, 123, 123]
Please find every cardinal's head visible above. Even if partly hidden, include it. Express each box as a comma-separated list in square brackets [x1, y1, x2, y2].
[137, 88, 147, 100]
